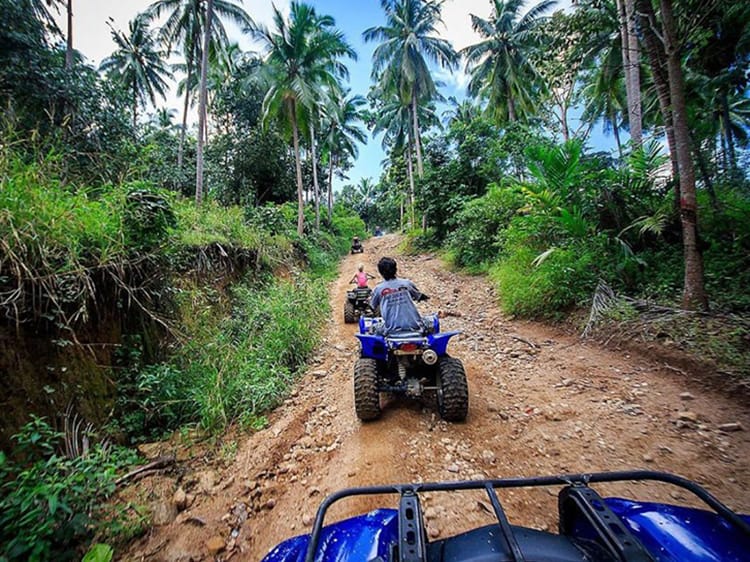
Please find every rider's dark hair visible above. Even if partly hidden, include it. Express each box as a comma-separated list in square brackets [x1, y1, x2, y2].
[377, 257, 397, 280]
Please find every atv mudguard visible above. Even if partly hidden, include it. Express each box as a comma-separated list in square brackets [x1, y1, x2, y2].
[604, 498, 750, 562]
[262, 508, 398, 562]
[355, 331, 460, 361]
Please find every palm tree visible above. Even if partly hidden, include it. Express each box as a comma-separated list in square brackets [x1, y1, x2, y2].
[146, 0, 252, 167]
[100, 14, 173, 129]
[461, 0, 555, 125]
[442, 96, 479, 127]
[322, 90, 367, 222]
[195, 0, 214, 205]
[249, 2, 355, 236]
[364, 0, 457, 178]
[580, 51, 626, 158]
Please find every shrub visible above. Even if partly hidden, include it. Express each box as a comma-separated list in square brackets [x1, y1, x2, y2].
[446, 182, 525, 269]
[0, 417, 136, 561]
[491, 242, 603, 319]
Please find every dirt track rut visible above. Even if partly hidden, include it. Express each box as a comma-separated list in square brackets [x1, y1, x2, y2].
[126, 234, 750, 561]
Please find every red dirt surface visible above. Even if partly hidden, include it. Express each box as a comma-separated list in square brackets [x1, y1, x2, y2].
[123, 234, 750, 561]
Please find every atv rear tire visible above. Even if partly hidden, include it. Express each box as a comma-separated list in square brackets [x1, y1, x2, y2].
[344, 301, 356, 323]
[437, 357, 468, 422]
[354, 358, 381, 421]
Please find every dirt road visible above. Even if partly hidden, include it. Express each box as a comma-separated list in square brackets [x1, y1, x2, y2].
[126, 234, 750, 561]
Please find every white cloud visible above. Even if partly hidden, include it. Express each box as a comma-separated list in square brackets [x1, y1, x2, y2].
[439, 0, 492, 53]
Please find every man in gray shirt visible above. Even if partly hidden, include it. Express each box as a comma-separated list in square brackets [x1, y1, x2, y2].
[370, 257, 429, 335]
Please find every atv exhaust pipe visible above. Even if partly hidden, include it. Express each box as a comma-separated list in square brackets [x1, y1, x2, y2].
[422, 349, 438, 365]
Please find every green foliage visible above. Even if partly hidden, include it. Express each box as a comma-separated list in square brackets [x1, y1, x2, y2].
[699, 188, 750, 311]
[138, 276, 328, 432]
[0, 418, 136, 562]
[490, 242, 603, 319]
[82, 544, 114, 562]
[123, 185, 177, 250]
[446, 182, 526, 269]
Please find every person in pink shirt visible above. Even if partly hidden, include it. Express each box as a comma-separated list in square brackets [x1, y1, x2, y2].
[350, 263, 375, 288]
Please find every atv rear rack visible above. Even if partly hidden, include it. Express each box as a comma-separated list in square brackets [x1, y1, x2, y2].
[303, 470, 750, 562]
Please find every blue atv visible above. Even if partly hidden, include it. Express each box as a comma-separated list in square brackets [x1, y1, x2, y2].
[353, 313, 468, 422]
[262, 470, 750, 562]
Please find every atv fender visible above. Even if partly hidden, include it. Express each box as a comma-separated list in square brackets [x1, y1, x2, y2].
[355, 333, 387, 361]
[428, 331, 460, 356]
[262, 509, 398, 562]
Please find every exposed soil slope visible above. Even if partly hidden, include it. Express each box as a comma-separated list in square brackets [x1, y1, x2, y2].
[125, 234, 750, 561]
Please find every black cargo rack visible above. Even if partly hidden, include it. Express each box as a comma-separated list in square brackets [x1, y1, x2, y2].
[303, 470, 750, 562]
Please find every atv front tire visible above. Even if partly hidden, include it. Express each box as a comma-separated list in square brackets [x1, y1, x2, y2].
[354, 358, 381, 421]
[344, 301, 356, 323]
[437, 357, 468, 422]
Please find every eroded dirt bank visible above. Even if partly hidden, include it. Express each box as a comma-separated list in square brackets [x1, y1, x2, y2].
[125, 234, 750, 561]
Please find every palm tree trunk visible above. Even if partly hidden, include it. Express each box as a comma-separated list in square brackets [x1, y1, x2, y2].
[411, 94, 424, 178]
[178, 59, 193, 169]
[327, 154, 334, 223]
[637, 0, 679, 206]
[624, 0, 642, 147]
[722, 94, 736, 172]
[310, 121, 320, 231]
[195, 0, 214, 206]
[290, 101, 305, 237]
[406, 143, 415, 229]
[660, 0, 707, 310]
[65, 0, 73, 69]
[133, 81, 138, 130]
[507, 92, 517, 122]
[612, 109, 623, 159]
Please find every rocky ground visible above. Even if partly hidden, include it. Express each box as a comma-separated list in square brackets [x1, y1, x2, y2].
[123, 234, 750, 561]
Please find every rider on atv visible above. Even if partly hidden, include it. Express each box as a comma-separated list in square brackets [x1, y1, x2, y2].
[350, 263, 375, 288]
[370, 257, 429, 335]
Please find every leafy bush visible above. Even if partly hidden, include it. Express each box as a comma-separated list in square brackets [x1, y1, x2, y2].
[0, 417, 136, 561]
[447, 182, 525, 269]
[120, 275, 329, 434]
[490, 242, 604, 319]
[122, 185, 177, 250]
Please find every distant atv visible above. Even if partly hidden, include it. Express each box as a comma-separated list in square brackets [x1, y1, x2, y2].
[354, 307, 468, 422]
[344, 286, 373, 324]
[350, 236, 363, 254]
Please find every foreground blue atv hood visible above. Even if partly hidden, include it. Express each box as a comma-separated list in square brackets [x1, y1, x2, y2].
[606, 498, 750, 562]
[262, 509, 398, 562]
[262, 501, 750, 562]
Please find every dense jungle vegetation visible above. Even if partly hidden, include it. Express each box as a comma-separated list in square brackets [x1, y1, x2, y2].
[0, 0, 748, 559]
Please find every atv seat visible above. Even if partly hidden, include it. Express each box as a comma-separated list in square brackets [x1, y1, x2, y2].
[386, 331, 425, 340]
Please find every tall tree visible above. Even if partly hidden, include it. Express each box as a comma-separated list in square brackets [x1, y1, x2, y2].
[195, 0, 214, 205]
[64, 0, 73, 68]
[100, 14, 173, 129]
[658, 0, 707, 309]
[146, 0, 252, 168]
[250, 2, 355, 236]
[462, 0, 556, 125]
[322, 90, 367, 222]
[615, 0, 642, 146]
[364, 0, 457, 178]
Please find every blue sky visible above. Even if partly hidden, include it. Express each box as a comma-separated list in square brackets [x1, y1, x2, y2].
[58, 0, 615, 192]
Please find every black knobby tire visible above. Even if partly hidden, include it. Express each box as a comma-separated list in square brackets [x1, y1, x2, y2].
[354, 358, 381, 421]
[344, 301, 356, 323]
[437, 356, 468, 422]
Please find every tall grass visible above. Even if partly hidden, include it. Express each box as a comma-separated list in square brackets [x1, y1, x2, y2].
[186, 278, 327, 430]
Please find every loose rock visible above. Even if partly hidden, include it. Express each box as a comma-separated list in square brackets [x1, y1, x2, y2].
[718, 422, 743, 432]
[206, 536, 225, 554]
